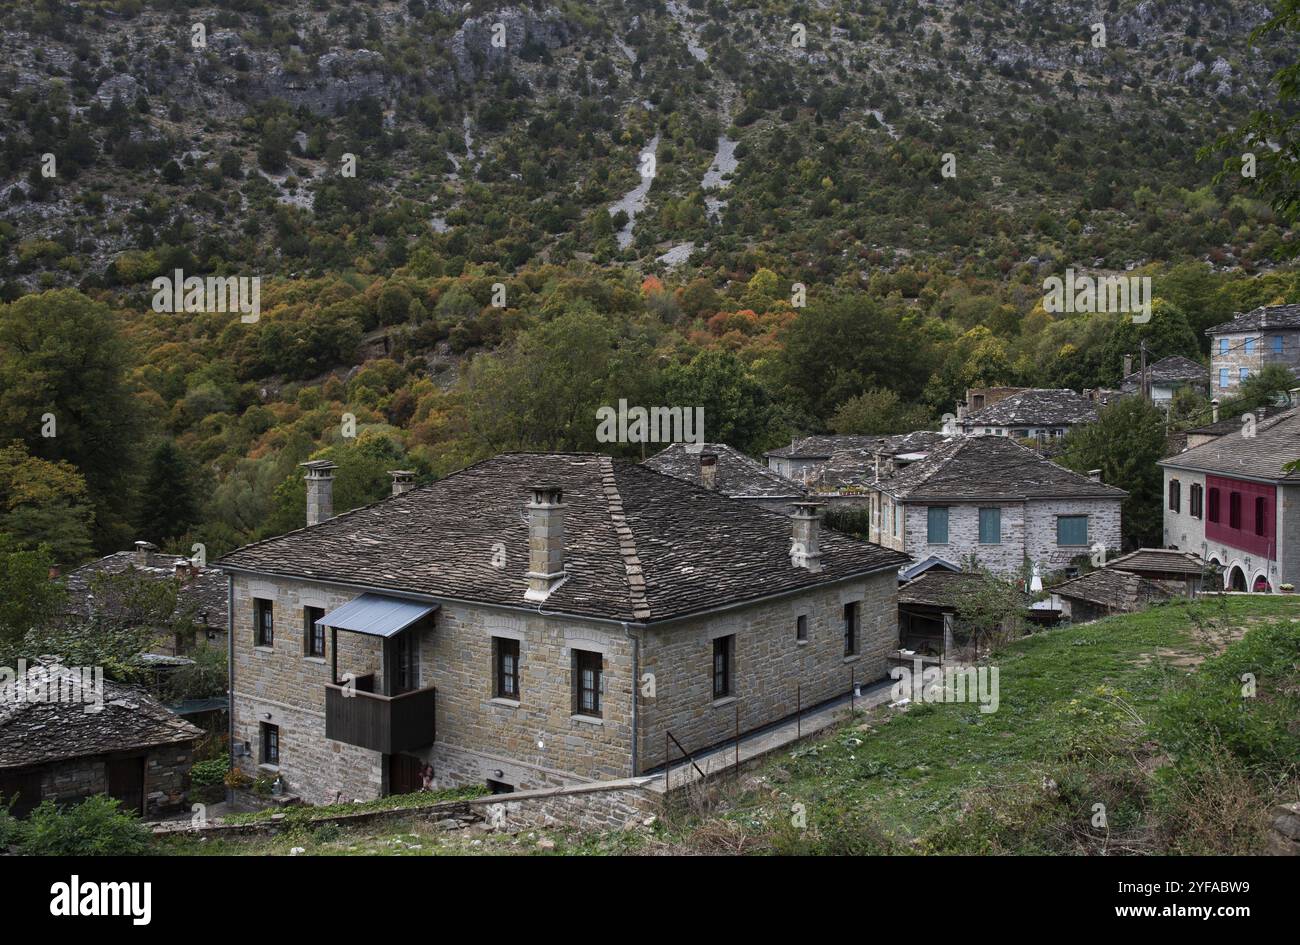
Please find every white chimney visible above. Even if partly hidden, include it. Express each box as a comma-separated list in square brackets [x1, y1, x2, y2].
[1088, 469, 1102, 483]
[1211, 399, 1220, 423]
[134, 540, 159, 566]
[301, 460, 338, 526]
[389, 469, 415, 496]
[789, 501, 825, 572]
[525, 485, 566, 601]
[699, 451, 718, 490]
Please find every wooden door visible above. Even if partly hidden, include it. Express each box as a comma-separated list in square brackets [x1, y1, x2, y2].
[0, 769, 44, 818]
[387, 753, 424, 795]
[106, 756, 146, 816]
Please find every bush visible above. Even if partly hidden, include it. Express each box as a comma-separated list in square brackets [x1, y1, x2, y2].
[191, 757, 230, 788]
[20, 796, 151, 856]
[0, 803, 20, 849]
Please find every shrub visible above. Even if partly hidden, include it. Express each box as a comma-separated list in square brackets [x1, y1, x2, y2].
[191, 757, 230, 788]
[21, 796, 151, 856]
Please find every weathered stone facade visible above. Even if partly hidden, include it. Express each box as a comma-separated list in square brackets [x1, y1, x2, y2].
[229, 568, 898, 802]
[19, 746, 194, 818]
[1209, 329, 1300, 398]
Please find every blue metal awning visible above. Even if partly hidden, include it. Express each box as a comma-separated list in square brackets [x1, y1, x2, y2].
[317, 593, 437, 638]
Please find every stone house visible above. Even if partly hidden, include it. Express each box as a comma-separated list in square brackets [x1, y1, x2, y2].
[0, 663, 202, 818]
[61, 542, 229, 657]
[1206, 303, 1300, 399]
[1050, 568, 1175, 623]
[1159, 406, 1300, 592]
[860, 435, 1125, 578]
[1118, 355, 1208, 408]
[763, 434, 883, 482]
[958, 388, 1097, 440]
[643, 442, 805, 513]
[216, 454, 908, 804]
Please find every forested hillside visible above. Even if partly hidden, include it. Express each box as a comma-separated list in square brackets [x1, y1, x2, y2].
[0, 0, 1296, 565]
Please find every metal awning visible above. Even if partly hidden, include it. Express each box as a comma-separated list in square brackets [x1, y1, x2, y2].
[317, 593, 437, 638]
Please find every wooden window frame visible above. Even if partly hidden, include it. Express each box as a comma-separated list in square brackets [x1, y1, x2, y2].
[1254, 496, 1266, 537]
[260, 722, 279, 766]
[1190, 483, 1203, 519]
[1229, 491, 1242, 530]
[796, 614, 808, 642]
[1208, 487, 1220, 523]
[303, 606, 325, 658]
[1168, 478, 1180, 513]
[494, 637, 520, 700]
[254, 598, 273, 647]
[843, 601, 860, 657]
[712, 636, 734, 699]
[573, 650, 602, 718]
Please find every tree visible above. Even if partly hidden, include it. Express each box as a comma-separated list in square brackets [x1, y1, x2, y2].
[660, 349, 770, 453]
[136, 440, 202, 545]
[0, 534, 65, 647]
[1222, 364, 1298, 417]
[1098, 299, 1201, 386]
[1059, 397, 1167, 548]
[0, 290, 144, 550]
[0, 441, 94, 565]
[830, 387, 931, 435]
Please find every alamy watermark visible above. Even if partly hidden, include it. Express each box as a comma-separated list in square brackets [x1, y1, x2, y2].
[0, 660, 105, 713]
[1042, 268, 1151, 323]
[889, 658, 1000, 714]
[595, 400, 704, 447]
[152, 268, 261, 323]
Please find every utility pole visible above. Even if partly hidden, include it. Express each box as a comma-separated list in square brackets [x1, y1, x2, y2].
[1139, 340, 1149, 402]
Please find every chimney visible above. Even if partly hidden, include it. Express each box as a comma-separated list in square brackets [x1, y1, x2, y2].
[301, 460, 338, 526]
[173, 561, 192, 582]
[389, 469, 415, 496]
[524, 485, 566, 601]
[1256, 406, 1267, 422]
[134, 540, 159, 566]
[1123, 353, 1133, 377]
[789, 501, 825, 572]
[698, 451, 718, 490]
[1211, 399, 1220, 423]
[1088, 469, 1102, 483]
[956, 404, 968, 421]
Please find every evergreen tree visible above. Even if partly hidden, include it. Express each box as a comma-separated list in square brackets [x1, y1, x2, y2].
[136, 440, 202, 544]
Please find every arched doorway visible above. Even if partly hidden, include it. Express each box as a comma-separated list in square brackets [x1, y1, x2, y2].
[1252, 574, 1272, 593]
[1228, 566, 1247, 592]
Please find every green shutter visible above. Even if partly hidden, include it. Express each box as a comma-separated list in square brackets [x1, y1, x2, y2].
[979, 507, 1001, 544]
[927, 506, 948, 544]
[1057, 515, 1088, 545]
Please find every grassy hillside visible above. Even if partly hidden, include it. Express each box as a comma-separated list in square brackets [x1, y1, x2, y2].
[153, 595, 1300, 856]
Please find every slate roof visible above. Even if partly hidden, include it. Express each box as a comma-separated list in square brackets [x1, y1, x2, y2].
[1205, 303, 1300, 335]
[0, 664, 202, 770]
[1160, 407, 1300, 481]
[1120, 355, 1207, 390]
[643, 442, 805, 500]
[218, 453, 909, 624]
[62, 551, 228, 630]
[898, 570, 1029, 609]
[765, 434, 884, 459]
[1107, 548, 1215, 577]
[1050, 568, 1173, 611]
[963, 388, 1097, 427]
[878, 435, 1127, 502]
[814, 432, 955, 490]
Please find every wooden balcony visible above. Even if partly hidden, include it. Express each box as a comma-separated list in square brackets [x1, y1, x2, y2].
[325, 675, 437, 754]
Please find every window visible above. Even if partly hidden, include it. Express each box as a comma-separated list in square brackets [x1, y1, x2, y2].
[1274, 336, 1284, 354]
[260, 723, 279, 766]
[1240, 367, 1250, 383]
[254, 598, 273, 647]
[303, 606, 325, 658]
[1168, 478, 1181, 513]
[796, 614, 808, 642]
[1219, 338, 1228, 355]
[1255, 496, 1266, 536]
[1057, 515, 1088, 546]
[1244, 337, 1255, 354]
[394, 632, 417, 693]
[927, 506, 949, 544]
[1219, 368, 1229, 389]
[712, 636, 734, 699]
[1229, 491, 1242, 529]
[1190, 483, 1203, 519]
[978, 507, 1001, 544]
[843, 601, 860, 657]
[494, 637, 520, 700]
[573, 650, 602, 718]
[1208, 487, 1220, 523]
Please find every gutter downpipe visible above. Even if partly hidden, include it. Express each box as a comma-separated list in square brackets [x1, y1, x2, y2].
[623, 621, 639, 776]
[226, 574, 235, 807]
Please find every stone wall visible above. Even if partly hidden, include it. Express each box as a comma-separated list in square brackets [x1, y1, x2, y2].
[476, 778, 661, 833]
[904, 501, 1028, 574]
[27, 743, 194, 818]
[1209, 328, 1300, 398]
[636, 571, 896, 770]
[1024, 497, 1122, 572]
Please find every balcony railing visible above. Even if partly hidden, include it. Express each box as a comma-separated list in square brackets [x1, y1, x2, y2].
[325, 677, 437, 754]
